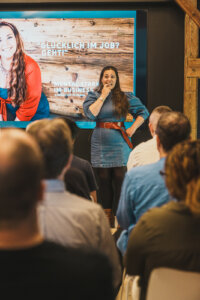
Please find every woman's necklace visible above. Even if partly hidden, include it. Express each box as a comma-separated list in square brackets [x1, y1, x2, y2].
[0, 62, 10, 78]
[0, 62, 10, 87]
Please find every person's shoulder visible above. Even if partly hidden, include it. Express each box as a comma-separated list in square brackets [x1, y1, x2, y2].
[126, 160, 162, 188]
[32, 241, 81, 267]
[44, 184, 103, 221]
[86, 90, 99, 98]
[64, 189, 101, 210]
[24, 54, 40, 73]
[125, 92, 140, 101]
[127, 159, 160, 176]
[41, 240, 111, 270]
[72, 156, 93, 171]
[139, 201, 177, 225]
[40, 240, 82, 258]
[129, 138, 158, 159]
[141, 137, 156, 147]
[73, 155, 89, 166]
[125, 92, 134, 98]
[132, 139, 152, 152]
[67, 166, 85, 176]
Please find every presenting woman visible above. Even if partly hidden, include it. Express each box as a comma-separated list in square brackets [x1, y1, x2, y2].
[0, 21, 49, 121]
[83, 66, 149, 227]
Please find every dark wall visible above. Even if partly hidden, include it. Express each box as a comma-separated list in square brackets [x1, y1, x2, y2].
[74, 1, 185, 160]
[147, 3, 184, 112]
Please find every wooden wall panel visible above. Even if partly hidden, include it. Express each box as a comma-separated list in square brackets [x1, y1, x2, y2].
[175, 0, 200, 28]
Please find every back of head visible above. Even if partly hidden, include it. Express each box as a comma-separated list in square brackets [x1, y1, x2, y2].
[149, 106, 172, 135]
[60, 117, 79, 141]
[156, 111, 191, 152]
[27, 118, 73, 179]
[0, 129, 43, 222]
[165, 140, 200, 215]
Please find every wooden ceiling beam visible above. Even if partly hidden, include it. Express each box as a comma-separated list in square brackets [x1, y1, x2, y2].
[175, 0, 200, 28]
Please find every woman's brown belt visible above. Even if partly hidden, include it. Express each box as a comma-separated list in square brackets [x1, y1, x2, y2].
[96, 122, 133, 149]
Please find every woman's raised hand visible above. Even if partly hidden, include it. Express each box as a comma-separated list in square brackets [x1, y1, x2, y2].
[101, 84, 111, 99]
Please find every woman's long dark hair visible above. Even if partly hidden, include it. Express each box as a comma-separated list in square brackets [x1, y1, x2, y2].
[95, 66, 129, 117]
[165, 140, 200, 215]
[0, 21, 26, 106]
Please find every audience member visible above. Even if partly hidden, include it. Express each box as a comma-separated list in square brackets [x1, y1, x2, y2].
[0, 128, 114, 299]
[65, 167, 91, 200]
[62, 118, 98, 202]
[125, 140, 200, 300]
[116, 112, 191, 255]
[27, 118, 122, 293]
[127, 105, 172, 170]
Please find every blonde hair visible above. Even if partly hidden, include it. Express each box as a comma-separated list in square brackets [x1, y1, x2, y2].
[165, 140, 200, 215]
[27, 118, 73, 179]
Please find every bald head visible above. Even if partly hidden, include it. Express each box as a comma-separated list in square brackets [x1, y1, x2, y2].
[0, 129, 44, 221]
[149, 106, 172, 136]
[156, 111, 191, 153]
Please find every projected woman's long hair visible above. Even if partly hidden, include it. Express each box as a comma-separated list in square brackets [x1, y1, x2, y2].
[0, 21, 26, 106]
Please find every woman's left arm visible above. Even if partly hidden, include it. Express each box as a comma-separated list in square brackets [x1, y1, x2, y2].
[15, 55, 42, 121]
[126, 93, 149, 137]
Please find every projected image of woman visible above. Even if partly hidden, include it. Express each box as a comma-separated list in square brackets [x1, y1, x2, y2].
[83, 66, 149, 227]
[0, 21, 49, 121]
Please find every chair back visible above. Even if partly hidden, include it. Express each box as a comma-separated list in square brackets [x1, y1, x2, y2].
[116, 271, 140, 300]
[146, 267, 200, 300]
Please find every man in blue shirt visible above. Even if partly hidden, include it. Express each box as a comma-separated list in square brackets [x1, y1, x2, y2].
[116, 111, 191, 255]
